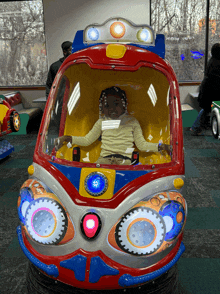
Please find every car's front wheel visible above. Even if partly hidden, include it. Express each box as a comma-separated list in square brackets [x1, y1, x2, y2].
[211, 114, 219, 139]
[10, 111, 21, 132]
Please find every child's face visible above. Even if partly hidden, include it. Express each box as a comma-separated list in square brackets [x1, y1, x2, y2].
[102, 94, 125, 119]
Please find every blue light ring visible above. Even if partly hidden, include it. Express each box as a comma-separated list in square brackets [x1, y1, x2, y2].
[159, 201, 185, 241]
[87, 27, 100, 41]
[18, 187, 34, 225]
[16, 226, 59, 277]
[118, 242, 185, 287]
[84, 172, 108, 196]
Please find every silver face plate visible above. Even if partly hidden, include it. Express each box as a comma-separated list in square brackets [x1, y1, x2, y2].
[26, 163, 185, 268]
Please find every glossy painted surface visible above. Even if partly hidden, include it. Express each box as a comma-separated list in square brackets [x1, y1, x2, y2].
[18, 225, 183, 290]
[17, 20, 185, 290]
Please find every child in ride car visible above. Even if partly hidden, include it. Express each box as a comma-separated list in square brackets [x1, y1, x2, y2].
[55, 86, 171, 165]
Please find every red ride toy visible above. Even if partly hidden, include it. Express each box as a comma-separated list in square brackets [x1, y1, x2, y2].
[0, 93, 21, 159]
[17, 18, 187, 293]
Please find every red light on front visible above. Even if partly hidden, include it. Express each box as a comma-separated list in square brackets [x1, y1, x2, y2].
[82, 213, 101, 239]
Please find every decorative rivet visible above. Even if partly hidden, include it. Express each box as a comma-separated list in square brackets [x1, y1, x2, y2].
[28, 165, 34, 175]
[173, 178, 184, 189]
[152, 165, 155, 169]
[96, 164, 100, 168]
[112, 65, 115, 68]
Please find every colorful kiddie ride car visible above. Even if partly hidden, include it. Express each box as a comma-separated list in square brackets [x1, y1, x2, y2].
[211, 101, 220, 139]
[17, 18, 187, 292]
[0, 94, 21, 159]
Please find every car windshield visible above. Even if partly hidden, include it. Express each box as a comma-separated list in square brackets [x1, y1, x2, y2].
[41, 63, 172, 167]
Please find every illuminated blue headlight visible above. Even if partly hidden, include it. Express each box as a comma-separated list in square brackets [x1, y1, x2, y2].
[159, 200, 185, 241]
[18, 188, 34, 224]
[87, 28, 99, 41]
[85, 172, 108, 196]
[137, 28, 150, 42]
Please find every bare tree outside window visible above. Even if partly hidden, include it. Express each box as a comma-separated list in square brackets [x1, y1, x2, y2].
[151, 0, 210, 81]
[0, 0, 47, 86]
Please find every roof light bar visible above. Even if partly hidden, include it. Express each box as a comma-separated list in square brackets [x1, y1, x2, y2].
[84, 17, 155, 45]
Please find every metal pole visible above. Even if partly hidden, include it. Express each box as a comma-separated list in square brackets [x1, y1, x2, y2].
[204, 0, 210, 74]
[150, 0, 151, 26]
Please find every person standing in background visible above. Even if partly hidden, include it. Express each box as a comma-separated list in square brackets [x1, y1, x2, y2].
[190, 43, 220, 135]
[46, 41, 72, 99]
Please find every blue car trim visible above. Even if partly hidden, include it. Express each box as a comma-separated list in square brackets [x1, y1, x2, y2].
[89, 256, 119, 283]
[16, 226, 59, 277]
[50, 162, 152, 194]
[50, 162, 82, 191]
[118, 242, 185, 287]
[114, 170, 152, 194]
[60, 254, 87, 282]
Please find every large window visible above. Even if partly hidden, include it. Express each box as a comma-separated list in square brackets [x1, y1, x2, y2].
[209, 0, 220, 57]
[0, 0, 47, 86]
[151, 0, 219, 82]
[1, 1, 218, 85]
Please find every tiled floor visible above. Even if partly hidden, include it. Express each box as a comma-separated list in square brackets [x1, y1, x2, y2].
[0, 128, 220, 294]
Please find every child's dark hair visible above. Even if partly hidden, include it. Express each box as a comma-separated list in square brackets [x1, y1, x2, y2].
[211, 43, 220, 60]
[99, 86, 127, 115]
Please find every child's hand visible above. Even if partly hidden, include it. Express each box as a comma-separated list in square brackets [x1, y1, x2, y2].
[158, 143, 172, 152]
[54, 136, 72, 151]
[54, 137, 64, 151]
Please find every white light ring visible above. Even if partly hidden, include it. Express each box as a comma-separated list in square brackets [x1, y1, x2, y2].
[25, 198, 67, 244]
[21, 201, 31, 219]
[116, 208, 165, 255]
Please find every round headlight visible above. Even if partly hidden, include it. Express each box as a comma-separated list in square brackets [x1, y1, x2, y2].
[87, 28, 99, 41]
[110, 21, 126, 38]
[25, 198, 68, 244]
[115, 207, 166, 255]
[137, 28, 150, 42]
[84, 172, 108, 196]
